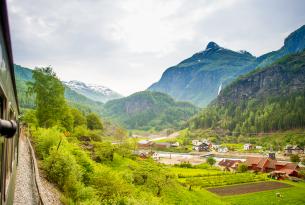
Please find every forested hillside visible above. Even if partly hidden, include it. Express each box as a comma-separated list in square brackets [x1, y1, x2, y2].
[149, 25, 305, 107]
[103, 91, 199, 130]
[189, 51, 305, 134]
[14, 64, 104, 114]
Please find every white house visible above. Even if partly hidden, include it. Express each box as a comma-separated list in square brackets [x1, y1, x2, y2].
[212, 144, 221, 150]
[244, 143, 253, 150]
[171, 142, 180, 147]
[255, 146, 263, 150]
[152, 152, 160, 160]
[218, 146, 229, 153]
[192, 140, 202, 146]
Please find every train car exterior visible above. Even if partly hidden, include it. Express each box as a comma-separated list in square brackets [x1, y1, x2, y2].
[0, 0, 20, 204]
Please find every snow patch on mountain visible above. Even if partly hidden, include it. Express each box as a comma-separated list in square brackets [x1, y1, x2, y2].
[63, 80, 122, 103]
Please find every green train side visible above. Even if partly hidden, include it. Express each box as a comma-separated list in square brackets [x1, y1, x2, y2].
[0, 0, 20, 204]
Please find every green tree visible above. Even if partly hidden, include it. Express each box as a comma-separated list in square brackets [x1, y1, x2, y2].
[21, 109, 38, 126]
[93, 142, 114, 162]
[27, 67, 71, 130]
[206, 156, 216, 166]
[71, 108, 87, 127]
[86, 113, 103, 130]
[290, 154, 300, 163]
[237, 163, 248, 173]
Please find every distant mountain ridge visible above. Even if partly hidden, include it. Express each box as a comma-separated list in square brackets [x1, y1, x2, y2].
[14, 64, 104, 113]
[103, 91, 198, 130]
[63, 80, 122, 103]
[149, 25, 305, 107]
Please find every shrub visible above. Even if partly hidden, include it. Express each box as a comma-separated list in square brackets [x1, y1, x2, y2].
[31, 127, 64, 159]
[237, 163, 248, 173]
[299, 170, 305, 180]
[206, 156, 216, 166]
[93, 142, 114, 163]
[90, 166, 131, 201]
[178, 162, 193, 168]
[290, 154, 300, 162]
[86, 113, 103, 130]
[43, 149, 82, 189]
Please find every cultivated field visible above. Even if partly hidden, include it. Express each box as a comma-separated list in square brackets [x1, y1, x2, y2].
[207, 181, 292, 196]
[169, 166, 305, 205]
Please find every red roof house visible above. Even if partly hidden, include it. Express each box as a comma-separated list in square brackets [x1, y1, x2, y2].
[218, 159, 242, 171]
[245, 156, 299, 177]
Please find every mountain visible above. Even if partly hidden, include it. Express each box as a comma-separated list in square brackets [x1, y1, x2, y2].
[149, 25, 305, 107]
[63, 80, 122, 103]
[257, 25, 305, 67]
[103, 91, 199, 130]
[148, 42, 257, 107]
[14, 64, 104, 113]
[189, 51, 305, 133]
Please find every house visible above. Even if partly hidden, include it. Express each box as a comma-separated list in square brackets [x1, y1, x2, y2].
[152, 152, 160, 160]
[138, 151, 150, 159]
[245, 156, 300, 177]
[274, 161, 300, 177]
[154, 142, 171, 149]
[192, 140, 202, 146]
[217, 146, 228, 153]
[245, 156, 276, 172]
[193, 143, 210, 152]
[212, 144, 221, 150]
[171, 142, 180, 147]
[255, 146, 263, 150]
[284, 145, 304, 155]
[218, 159, 242, 172]
[244, 143, 253, 150]
[137, 140, 154, 149]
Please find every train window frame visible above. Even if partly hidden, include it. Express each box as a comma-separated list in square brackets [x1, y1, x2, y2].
[0, 87, 6, 203]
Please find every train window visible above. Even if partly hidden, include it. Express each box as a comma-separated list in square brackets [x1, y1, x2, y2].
[0, 94, 4, 201]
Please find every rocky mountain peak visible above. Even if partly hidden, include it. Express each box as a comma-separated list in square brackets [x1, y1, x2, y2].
[206, 41, 220, 50]
[283, 24, 305, 52]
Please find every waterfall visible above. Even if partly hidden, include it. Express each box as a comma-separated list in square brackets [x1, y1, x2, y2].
[217, 83, 222, 95]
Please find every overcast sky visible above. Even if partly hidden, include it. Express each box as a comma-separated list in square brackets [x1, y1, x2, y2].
[7, 0, 305, 96]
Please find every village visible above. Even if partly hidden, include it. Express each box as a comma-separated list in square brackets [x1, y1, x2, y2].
[135, 136, 305, 180]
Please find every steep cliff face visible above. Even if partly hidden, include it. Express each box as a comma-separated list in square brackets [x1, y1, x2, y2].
[148, 42, 257, 107]
[257, 25, 305, 67]
[149, 25, 305, 107]
[218, 52, 305, 105]
[189, 51, 305, 133]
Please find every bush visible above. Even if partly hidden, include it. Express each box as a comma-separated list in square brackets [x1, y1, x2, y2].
[177, 162, 193, 168]
[43, 149, 82, 189]
[237, 163, 248, 173]
[290, 154, 300, 162]
[90, 166, 131, 201]
[206, 157, 216, 166]
[93, 142, 114, 163]
[86, 113, 103, 130]
[299, 170, 305, 180]
[31, 127, 64, 159]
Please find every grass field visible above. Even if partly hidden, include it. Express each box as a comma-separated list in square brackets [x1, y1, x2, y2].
[168, 166, 305, 205]
[225, 181, 305, 205]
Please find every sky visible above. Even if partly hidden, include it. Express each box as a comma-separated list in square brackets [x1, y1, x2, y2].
[7, 0, 305, 96]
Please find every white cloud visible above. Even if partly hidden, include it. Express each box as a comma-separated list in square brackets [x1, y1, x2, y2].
[7, 0, 305, 95]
